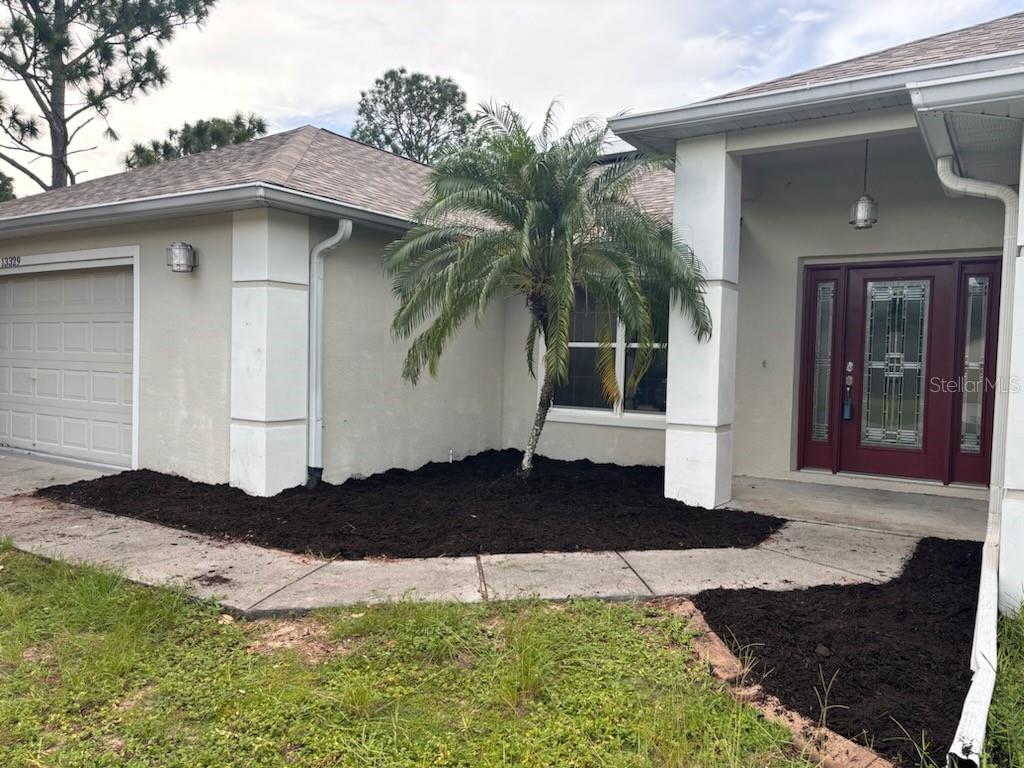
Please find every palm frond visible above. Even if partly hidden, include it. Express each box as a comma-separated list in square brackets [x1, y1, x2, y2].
[383, 100, 712, 392]
[596, 326, 620, 407]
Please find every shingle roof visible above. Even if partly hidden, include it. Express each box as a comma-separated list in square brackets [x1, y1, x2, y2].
[632, 167, 674, 223]
[0, 125, 431, 223]
[719, 11, 1024, 99]
[0, 122, 674, 228]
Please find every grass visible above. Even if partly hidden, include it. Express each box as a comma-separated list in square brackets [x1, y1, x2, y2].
[989, 608, 1024, 767]
[0, 540, 815, 768]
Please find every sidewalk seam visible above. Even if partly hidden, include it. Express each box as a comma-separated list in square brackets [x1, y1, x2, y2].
[244, 558, 335, 612]
[772, 516, 938, 541]
[759, 545, 890, 584]
[475, 555, 489, 602]
[615, 551, 656, 596]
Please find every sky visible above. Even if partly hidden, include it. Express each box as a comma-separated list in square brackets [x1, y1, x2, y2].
[4, 0, 1024, 196]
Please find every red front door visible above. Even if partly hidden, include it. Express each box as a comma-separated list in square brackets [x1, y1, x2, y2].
[799, 259, 1000, 485]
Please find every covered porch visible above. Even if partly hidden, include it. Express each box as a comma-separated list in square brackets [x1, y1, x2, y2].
[611, 66, 1024, 613]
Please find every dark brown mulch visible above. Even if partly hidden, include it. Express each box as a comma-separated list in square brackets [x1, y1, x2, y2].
[37, 449, 784, 559]
[694, 537, 982, 767]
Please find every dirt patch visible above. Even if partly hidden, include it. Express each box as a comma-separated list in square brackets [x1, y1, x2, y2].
[36, 450, 784, 559]
[21, 645, 53, 664]
[693, 537, 981, 766]
[113, 684, 156, 712]
[193, 571, 232, 587]
[246, 619, 351, 664]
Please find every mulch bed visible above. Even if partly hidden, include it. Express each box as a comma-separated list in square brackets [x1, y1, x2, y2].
[694, 537, 982, 766]
[36, 449, 784, 559]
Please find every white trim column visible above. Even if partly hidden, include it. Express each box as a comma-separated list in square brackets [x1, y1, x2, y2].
[664, 135, 741, 508]
[229, 209, 310, 496]
[1000, 144, 1024, 612]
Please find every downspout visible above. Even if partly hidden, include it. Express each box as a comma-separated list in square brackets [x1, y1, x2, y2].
[936, 155, 1019, 767]
[306, 219, 353, 489]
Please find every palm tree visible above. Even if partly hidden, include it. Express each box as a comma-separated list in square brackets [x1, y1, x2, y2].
[384, 103, 712, 475]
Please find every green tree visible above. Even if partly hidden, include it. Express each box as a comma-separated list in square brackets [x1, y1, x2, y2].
[351, 67, 477, 163]
[0, 0, 217, 190]
[0, 170, 14, 201]
[125, 112, 267, 169]
[385, 103, 712, 474]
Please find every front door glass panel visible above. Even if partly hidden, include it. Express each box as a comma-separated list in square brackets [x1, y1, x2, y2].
[960, 276, 990, 454]
[860, 279, 930, 449]
[810, 281, 836, 442]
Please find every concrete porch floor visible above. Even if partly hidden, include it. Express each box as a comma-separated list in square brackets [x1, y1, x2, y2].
[731, 476, 987, 542]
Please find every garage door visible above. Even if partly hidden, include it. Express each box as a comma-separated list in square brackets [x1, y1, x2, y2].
[0, 267, 133, 467]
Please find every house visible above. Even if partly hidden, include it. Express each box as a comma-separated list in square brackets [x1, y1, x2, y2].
[0, 15, 1022, 607]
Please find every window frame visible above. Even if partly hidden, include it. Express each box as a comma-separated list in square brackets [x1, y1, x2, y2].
[543, 317, 668, 431]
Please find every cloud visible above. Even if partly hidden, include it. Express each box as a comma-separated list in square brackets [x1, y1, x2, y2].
[0, 0, 1020, 196]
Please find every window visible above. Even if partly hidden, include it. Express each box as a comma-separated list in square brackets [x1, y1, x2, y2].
[552, 290, 669, 414]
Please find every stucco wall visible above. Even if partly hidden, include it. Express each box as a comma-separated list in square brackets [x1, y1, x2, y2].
[317, 219, 505, 482]
[0, 214, 233, 483]
[734, 132, 1004, 480]
[500, 297, 665, 466]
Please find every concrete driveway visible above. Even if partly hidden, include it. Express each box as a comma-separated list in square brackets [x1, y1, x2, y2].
[0, 451, 108, 496]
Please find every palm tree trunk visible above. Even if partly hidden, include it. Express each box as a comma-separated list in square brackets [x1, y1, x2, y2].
[520, 370, 556, 476]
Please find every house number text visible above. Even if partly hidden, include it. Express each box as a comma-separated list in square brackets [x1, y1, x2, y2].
[0, 256, 20, 268]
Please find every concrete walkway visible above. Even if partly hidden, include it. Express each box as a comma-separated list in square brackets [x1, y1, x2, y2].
[1, 493, 919, 617]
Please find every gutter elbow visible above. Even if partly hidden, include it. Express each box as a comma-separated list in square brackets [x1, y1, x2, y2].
[935, 156, 1019, 210]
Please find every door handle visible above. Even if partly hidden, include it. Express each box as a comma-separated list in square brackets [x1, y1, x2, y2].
[842, 361, 854, 421]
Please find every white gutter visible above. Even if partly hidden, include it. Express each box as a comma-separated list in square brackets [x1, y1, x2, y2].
[0, 182, 414, 239]
[936, 154, 1019, 767]
[609, 50, 1024, 153]
[908, 66, 1024, 111]
[305, 218, 353, 488]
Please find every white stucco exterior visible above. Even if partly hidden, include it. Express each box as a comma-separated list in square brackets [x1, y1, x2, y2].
[664, 136, 741, 508]
[0, 214, 232, 484]
[317, 220, 506, 483]
[229, 208, 310, 495]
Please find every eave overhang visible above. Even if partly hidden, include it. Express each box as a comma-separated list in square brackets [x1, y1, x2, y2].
[610, 50, 1024, 155]
[0, 182, 416, 240]
[910, 67, 1024, 188]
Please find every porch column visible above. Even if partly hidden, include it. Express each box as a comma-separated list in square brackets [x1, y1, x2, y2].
[1000, 146, 1024, 612]
[229, 209, 310, 496]
[664, 135, 741, 508]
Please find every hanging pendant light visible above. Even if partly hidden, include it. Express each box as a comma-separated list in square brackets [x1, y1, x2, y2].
[849, 139, 879, 230]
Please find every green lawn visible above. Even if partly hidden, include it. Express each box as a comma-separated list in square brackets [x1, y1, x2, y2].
[0, 541, 812, 768]
[990, 608, 1024, 767]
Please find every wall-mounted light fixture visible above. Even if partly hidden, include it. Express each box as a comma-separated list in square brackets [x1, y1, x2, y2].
[849, 139, 879, 230]
[166, 241, 197, 272]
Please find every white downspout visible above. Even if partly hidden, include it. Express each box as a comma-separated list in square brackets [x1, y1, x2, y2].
[936, 155, 1019, 767]
[306, 219, 353, 488]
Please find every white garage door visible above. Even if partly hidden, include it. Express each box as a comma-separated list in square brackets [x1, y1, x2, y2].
[0, 267, 133, 467]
